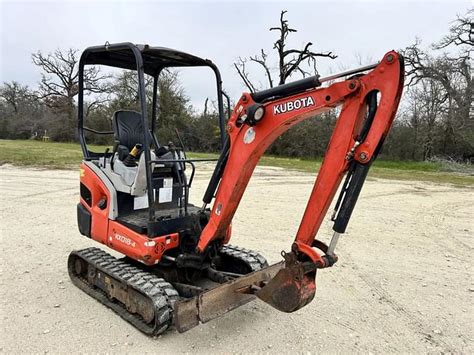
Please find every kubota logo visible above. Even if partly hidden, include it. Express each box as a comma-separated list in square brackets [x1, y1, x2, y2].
[273, 96, 315, 115]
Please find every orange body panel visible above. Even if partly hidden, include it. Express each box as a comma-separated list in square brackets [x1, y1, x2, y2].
[80, 163, 110, 242]
[79, 163, 179, 265]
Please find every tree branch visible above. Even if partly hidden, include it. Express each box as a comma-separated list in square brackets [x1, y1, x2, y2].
[249, 49, 274, 88]
[233, 58, 257, 93]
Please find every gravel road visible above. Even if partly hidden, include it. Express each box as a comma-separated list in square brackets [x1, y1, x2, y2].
[1, 164, 472, 353]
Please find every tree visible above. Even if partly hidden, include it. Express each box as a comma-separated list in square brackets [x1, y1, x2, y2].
[0, 81, 46, 139]
[234, 10, 337, 92]
[418, 79, 446, 160]
[404, 39, 472, 124]
[232, 10, 338, 159]
[403, 9, 473, 159]
[109, 70, 154, 110]
[435, 9, 473, 50]
[31, 48, 111, 140]
[0, 81, 30, 114]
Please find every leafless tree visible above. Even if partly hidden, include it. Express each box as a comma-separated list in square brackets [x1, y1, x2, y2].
[403, 9, 472, 116]
[434, 9, 473, 51]
[31, 48, 112, 140]
[404, 39, 472, 111]
[0, 81, 31, 113]
[418, 79, 446, 159]
[32, 48, 110, 102]
[402, 9, 473, 158]
[234, 10, 337, 92]
[0, 81, 46, 139]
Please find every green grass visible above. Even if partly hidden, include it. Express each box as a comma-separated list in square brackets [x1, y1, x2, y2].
[257, 154, 472, 186]
[0, 139, 218, 169]
[0, 139, 472, 186]
[0, 139, 89, 169]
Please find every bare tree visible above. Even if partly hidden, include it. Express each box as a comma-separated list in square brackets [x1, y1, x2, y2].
[233, 58, 257, 92]
[0, 81, 46, 139]
[203, 97, 209, 118]
[435, 9, 473, 51]
[0, 81, 31, 113]
[31, 48, 111, 140]
[402, 9, 473, 158]
[32, 48, 110, 102]
[234, 10, 337, 92]
[403, 9, 472, 116]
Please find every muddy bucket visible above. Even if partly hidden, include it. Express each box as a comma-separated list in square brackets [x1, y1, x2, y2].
[256, 259, 317, 313]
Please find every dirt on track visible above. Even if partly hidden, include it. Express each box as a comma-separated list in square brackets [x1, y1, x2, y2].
[0, 164, 473, 354]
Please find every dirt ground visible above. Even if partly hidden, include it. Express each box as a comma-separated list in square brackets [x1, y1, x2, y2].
[0, 164, 472, 354]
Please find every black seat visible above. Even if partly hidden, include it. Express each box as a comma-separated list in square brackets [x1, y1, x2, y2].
[113, 110, 144, 154]
[113, 110, 161, 161]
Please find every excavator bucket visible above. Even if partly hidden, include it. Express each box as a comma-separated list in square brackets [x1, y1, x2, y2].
[174, 255, 319, 333]
[255, 260, 317, 312]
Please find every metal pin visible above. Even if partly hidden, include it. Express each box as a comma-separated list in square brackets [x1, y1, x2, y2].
[327, 232, 341, 256]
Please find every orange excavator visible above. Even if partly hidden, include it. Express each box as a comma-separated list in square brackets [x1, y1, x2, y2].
[69, 43, 404, 334]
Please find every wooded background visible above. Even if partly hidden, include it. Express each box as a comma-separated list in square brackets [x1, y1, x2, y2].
[0, 10, 472, 162]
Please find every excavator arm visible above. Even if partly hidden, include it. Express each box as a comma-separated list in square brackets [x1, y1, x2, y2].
[195, 51, 404, 313]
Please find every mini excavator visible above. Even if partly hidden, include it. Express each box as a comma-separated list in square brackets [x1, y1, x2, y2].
[69, 43, 404, 334]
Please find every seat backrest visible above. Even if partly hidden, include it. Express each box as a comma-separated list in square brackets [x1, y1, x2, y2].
[113, 110, 144, 151]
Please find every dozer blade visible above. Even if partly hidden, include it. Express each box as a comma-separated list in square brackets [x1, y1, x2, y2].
[174, 261, 284, 332]
[255, 261, 316, 312]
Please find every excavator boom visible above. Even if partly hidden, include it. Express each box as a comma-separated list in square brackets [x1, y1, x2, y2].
[193, 50, 404, 316]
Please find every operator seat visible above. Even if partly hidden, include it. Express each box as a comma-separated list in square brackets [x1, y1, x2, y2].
[109, 109, 150, 195]
[113, 110, 144, 160]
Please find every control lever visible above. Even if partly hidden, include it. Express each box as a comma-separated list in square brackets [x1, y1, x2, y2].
[123, 143, 143, 167]
[101, 148, 109, 168]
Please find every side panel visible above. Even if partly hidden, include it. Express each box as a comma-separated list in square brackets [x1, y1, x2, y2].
[107, 221, 179, 265]
[83, 161, 118, 219]
[79, 163, 179, 265]
[79, 163, 111, 245]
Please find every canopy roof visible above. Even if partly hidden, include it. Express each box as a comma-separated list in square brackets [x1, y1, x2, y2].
[82, 43, 213, 75]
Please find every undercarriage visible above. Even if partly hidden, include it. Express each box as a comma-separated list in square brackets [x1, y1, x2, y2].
[68, 245, 269, 334]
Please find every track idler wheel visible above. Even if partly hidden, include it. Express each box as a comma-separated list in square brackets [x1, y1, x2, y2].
[255, 251, 317, 313]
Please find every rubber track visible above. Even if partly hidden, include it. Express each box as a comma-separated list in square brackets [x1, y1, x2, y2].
[219, 244, 269, 272]
[68, 247, 179, 336]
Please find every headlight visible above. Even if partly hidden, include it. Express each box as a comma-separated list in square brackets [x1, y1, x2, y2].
[246, 104, 265, 126]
